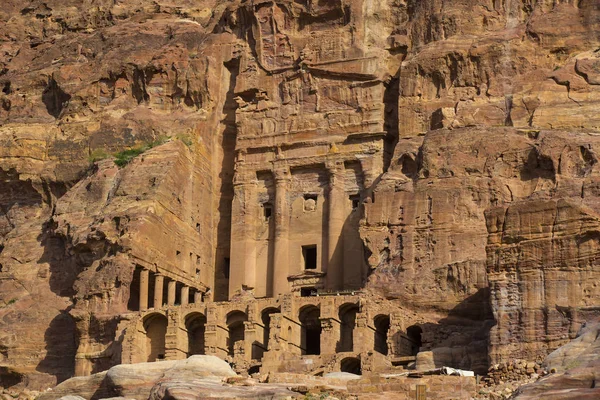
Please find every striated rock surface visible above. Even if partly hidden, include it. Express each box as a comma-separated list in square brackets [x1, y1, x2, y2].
[363, 126, 600, 368]
[0, 0, 599, 398]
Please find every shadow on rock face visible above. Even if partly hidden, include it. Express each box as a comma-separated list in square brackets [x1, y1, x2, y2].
[0, 366, 24, 389]
[414, 288, 496, 375]
[37, 218, 120, 299]
[42, 78, 71, 119]
[35, 309, 76, 385]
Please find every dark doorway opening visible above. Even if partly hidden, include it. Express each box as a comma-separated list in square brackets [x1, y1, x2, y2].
[186, 313, 206, 356]
[407, 325, 423, 355]
[340, 357, 362, 375]
[227, 311, 248, 357]
[338, 303, 359, 352]
[258, 307, 280, 360]
[144, 313, 168, 362]
[299, 305, 321, 355]
[374, 315, 390, 355]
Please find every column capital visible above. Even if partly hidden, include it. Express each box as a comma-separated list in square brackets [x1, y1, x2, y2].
[233, 169, 257, 186]
[273, 166, 291, 183]
[326, 159, 345, 175]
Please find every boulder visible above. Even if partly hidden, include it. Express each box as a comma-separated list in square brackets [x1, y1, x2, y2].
[512, 321, 600, 399]
[39, 356, 237, 400]
[38, 372, 109, 400]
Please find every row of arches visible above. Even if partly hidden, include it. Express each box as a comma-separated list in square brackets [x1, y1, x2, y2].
[143, 312, 207, 362]
[141, 305, 422, 363]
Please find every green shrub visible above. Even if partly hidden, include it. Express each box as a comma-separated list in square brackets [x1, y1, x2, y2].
[88, 148, 110, 163]
[2, 298, 17, 308]
[175, 133, 193, 147]
[89, 136, 178, 168]
[112, 136, 168, 168]
[113, 147, 147, 167]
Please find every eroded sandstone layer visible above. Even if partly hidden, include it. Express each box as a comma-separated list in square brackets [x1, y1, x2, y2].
[0, 0, 599, 397]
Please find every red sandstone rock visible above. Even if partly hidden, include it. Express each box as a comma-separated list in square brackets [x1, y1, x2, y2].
[0, 1, 599, 399]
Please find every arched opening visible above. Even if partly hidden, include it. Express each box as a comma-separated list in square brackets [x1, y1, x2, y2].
[144, 313, 168, 362]
[374, 315, 390, 356]
[261, 307, 280, 356]
[299, 305, 321, 355]
[406, 325, 422, 356]
[340, 357, 362, 375]
[338, 303, 359, 352]
[398, 154, 418, 179]
[227, 310, 247, 357]
[185, 312, 206, 356]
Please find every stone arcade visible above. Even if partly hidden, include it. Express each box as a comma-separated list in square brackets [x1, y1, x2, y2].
[120, 293, 424, 376]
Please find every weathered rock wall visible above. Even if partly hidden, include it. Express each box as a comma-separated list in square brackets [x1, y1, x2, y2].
[1, 0, 600, 391]
[360, 0, 600, 369]
[0, 0, 232, 387]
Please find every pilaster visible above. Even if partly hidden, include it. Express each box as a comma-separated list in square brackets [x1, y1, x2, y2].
[229, 169, 258, 298]
[139, 269, 149, 311]
[273, 165, 291, 296]
[326, 160, 345, 291]
[154, 274, 164, 309]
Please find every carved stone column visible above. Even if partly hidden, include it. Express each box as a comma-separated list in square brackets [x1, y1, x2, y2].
[181, 286, 189, 306]
[320, 317, 339, 356]
[168, 280, 176, 306]
[244, 321, 257, 362]
[194, 290, 203, 304]
[326, 160, 345, 291]
[229, 170, 258, 299]
[273, 166, 291, 296]
[354, 312, 373, 353]
[204, 304, 227, 358]
[154, 274, 164, 308]
[165, 309, 185, 360]
[139, 269, 149, 312]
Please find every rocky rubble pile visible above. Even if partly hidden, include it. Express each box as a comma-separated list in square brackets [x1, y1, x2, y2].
[484, 359, 547, 386]
[472, 360, 549, 400]
[0, 388, 39, 400]
[477, 378, 540, 400]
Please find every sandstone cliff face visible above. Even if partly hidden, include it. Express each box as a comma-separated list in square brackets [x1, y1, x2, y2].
[1, 0, 227, 387]
[0, 139, 214, 385]
[360, 0, 600, 367]
[0, 0, 599, 391]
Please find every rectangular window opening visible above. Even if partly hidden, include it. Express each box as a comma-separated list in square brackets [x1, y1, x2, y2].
[302, 245, 317, 270]
[263, 203, 272, 220]
[301, 287, 317, 297]
[350, 194, 360, 210]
